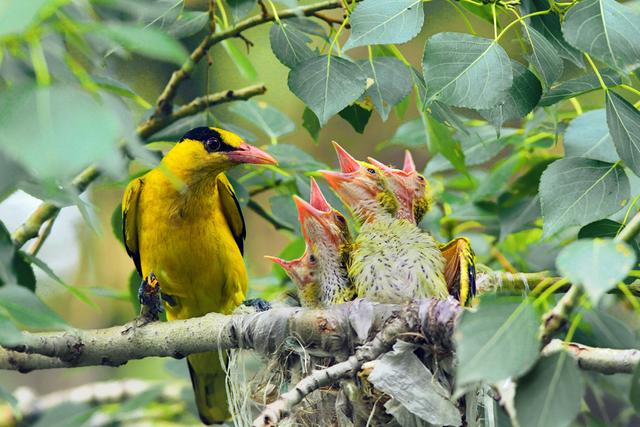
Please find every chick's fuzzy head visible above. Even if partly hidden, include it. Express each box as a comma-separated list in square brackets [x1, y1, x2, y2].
[265, 251, 321, 308]
[320, 141, 396, 223]
[368, 151, 432, 224]
[162, 127, 276, 179]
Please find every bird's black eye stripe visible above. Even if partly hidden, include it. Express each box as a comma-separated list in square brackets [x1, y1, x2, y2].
[179, 127, 235, 153]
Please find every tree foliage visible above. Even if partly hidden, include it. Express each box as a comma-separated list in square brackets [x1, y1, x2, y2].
[1, 0, 640, 425]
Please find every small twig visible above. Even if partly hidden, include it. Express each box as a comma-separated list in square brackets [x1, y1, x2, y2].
[539, 285, 581, 345]
[542, 339, 640, 374]
[28, 211, 58, 256]
[12, 166, 99, 248]
[258, 0, 268, 18]
[247, 199, 294, 232]
[138, 84, 267, 139]
[616, 209, 640, 243]
[313, 11, 348, 27]
[489, 247, 517, 273]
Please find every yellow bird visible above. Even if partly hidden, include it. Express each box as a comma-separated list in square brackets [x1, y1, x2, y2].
[121, 127, 276, 424]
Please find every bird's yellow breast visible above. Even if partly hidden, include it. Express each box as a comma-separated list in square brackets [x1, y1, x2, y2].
[137, 169, 247, 319]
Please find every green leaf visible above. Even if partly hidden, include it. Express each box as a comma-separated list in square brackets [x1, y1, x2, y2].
[338, 104, 372, 134]
[343, 0, 424, 51]
[0, 152, 28, 201]
[455, 295, 540, 388]
[0, 222, 35, 291]
[480, 61, 542, 130]
[24, 253, 97, 309]
[112, 202, 125, 246]
[168, 11, 209, 38]
[359, 57, 412, 121]
[269, 194, 299, 233]
[227, 0, 256, 22]
[31, 402, 95, 427]
[422, 32, 512, 109]
[520, 0, 584, 67]
[562, 0, 640, 72]
[522, 26, 563, 88]
[581, 308, 636, 349]
[606, 91, 640, 177]
[379, 118, 427, 150]
[539, 69, 621, 106]
[0, 312, 24, 347]
[557, 238, 635, 301]
[269, 21, 316, 68]
[99, 24, 189, 65]
[499, 196, 541, 240]
[514, 353, 584, 427]
[427, 115, 467, 176]
[288, 55, 367, 125]
[539, 158, 629, 236]
[427, 126, 516, 173]
[0, 85, 122, 182]
[288, 17, 327, 39]
[565, 109, 618, 163]
[229, 100, 294, 139]
[13, 251, 35, 291]
[266, 144, 328, 172]
[302, 107, 321, 142]
[128, 270, 141, 314]
[221, 39, 257, 81]
[0, 284, 68, 329]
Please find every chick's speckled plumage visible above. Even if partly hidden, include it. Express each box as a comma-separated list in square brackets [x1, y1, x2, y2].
[322, 142, 449, 303]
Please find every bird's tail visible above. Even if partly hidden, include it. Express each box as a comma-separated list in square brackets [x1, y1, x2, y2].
[187, 351, 230, 425]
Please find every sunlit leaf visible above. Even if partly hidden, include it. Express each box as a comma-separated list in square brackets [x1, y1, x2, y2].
[221, 39, 258, 81]
[288, 55, 367, 124]
[343, 0, 424, 51]
[515, 353, 584, 427]
[606, 91, 640, 177]
[564, 109, 618, 163]
[540, 158, 629, 236]
[455, 295, 540, 388]
[562, 0, 640, 72]
[422, 33, 512, 109]
[0, 284, 68, 329]
[557, 238, 635, 301]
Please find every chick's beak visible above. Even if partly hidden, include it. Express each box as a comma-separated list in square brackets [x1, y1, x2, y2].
[293, 195, 339, 244]
[227, 142, 277, 165]
[403, 150, 417, 173]
[332, 141, 361, 173]
[265, 255, 304, 284]
[309, 178, 331, 212]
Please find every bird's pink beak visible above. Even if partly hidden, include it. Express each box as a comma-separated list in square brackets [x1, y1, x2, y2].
[320, 141, 362, 190]
[403, 150, 417, 173]
[227, 142, 277, 165]
[309, 177, 331, 212]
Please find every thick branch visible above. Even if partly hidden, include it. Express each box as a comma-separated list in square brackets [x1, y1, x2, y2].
[154, 0, 349, 115]
[615, 209, 640, 243]
[0, 299, 459, 373]
[539, 285, 581, 345]
[138, 84, 267, 139]
[543, 339, 640, 374]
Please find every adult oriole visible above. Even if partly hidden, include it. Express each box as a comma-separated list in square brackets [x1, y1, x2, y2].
[121, 127, 276, 424]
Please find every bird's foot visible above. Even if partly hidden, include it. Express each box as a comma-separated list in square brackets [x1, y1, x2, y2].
[243, 298, 272, 312]
[136, 273, 165, 326]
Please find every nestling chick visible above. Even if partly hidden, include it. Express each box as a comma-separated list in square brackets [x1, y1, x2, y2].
[321, 142, 448, 303]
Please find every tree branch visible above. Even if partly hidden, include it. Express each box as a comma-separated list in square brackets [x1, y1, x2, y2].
[0, 299, 459, 373]
[542, 339, 640, 374]
[539, 285, 581, 345]
[138, 84, 267, 139]
[154, 0, 350, 116]
[616, 209, 640, 243]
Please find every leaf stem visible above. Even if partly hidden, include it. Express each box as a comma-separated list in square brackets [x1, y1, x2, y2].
[584, 53, 607, 91]
[445, 0, 476, 35]
[618, 84, 640, 99]
[28, 37, 51, 86]
[491, 3, 498, 39]
[615, 209, 640, 243]
[495, 9, 552, 42]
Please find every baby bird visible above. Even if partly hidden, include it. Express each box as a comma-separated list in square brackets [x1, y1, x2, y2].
[267, 178, 354, 307]
[368, 152, 476, 305]
[321, 142, 449, 304]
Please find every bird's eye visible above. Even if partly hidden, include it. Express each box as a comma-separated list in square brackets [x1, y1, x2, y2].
[367, 168, 376, 174]
[417, 175, 425, 182]
[335, 213, 346, 224]
[309, 254, 317, 263]
[204, 137, 221, 153]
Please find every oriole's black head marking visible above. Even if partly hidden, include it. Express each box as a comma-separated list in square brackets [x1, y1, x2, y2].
[180, 127, 235, 153]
